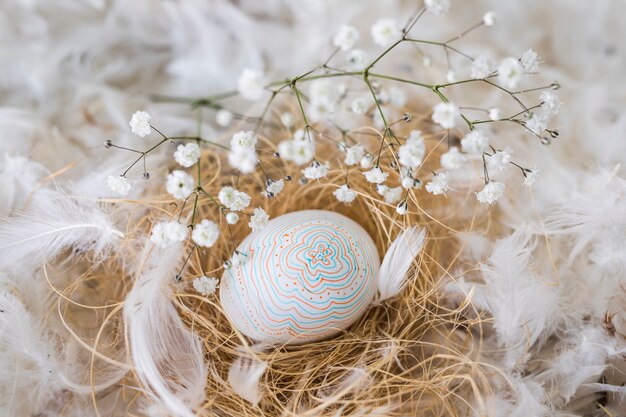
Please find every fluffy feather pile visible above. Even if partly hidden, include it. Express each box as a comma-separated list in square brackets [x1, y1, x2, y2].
[1, 0, 626, 416]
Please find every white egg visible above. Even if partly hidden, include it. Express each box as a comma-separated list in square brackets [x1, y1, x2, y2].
[220, 210, 379, 345]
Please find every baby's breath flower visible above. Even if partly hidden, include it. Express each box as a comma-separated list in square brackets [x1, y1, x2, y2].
[526, 113, 548, 135]
[521, 48, 540, 72]
[396, 200, 408, 215]
[426, 173, 450, 195]
[398, 130, 425, 169]
[166, 170, 195, 200]
[278, 131, 315, 166]
[334, 184, 357, 204]
[129, 111, 152, 137]
[344, 144, 365, 166]
[446, 70, 457, 83]
[364, 166, 388, 184]
[265, 179, 284, 197]
[227, 149, 257, 174]
[488, 107, 501, 121]
[215, 109, 233, 127]
[540, 91, 561, 117]
[377, 184, 403, 204]
[461, 130, 489, 155]
[150, 221, 187, 249]
[193, 276, 219, 296]
[226, 212, 239, 225]
[497, 57, 523, 89]
[440, 146, 466, 170]
[401, 174, 421, 189]
[107, 175, 131, 196]
[523, 169, 539, 187]
[347, 49, 368, 70]
[425, 0, 451, 16]
[302, 161, 330, 180]
[237, 68, 265, 101]
[471, 55, 493, 79]
[192, 219, 219, 247]
[371, 18, 400, 46]
[333, 25, 360, 51]
[488, 147, 513, 172]
[351, 98, 367, 115]
[280, 112, 295, 128]
[360, 154, 374, 169]
[432, 102, 460, 129]
[387, 87, 407, 107]
[483, 11, 496, 27]
[218, 186, 251, 211]
[173, 143, 201, 168]
[230, 131, 257, 152]
[227, 251, 247, 269]
[476, 181, 505, 204]
[249, 207, 270, 231]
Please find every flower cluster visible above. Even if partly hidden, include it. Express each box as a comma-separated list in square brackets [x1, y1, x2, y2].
[104, 2, 560, 293]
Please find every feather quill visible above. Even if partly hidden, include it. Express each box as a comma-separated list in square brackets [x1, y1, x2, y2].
[376, 226, 426, 303]
[227, 357, 268, 405]
[124, 243, 207, 417]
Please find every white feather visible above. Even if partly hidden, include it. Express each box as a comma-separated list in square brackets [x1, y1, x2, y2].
[376, 226, 426, 303]
[480, 225, 560, 369]
[227, 357, 268, 405]
[124, 243, 207, 417]
[0, 193, 123, 273]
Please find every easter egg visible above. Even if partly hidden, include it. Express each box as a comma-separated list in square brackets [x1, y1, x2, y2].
[220, 210, 380, 345]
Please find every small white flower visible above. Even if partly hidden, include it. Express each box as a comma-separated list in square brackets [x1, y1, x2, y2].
[526, 113, 548, 135]
[426, 173, 449, 195]
[520, 48, 540, 72]
[482, 11, 496, 27]
[230, 131, 257, 152]
[218, 187, 251, 212]
[488, 107, 501, 121]
[523, 169, 539, 187]
[401, 175, 421, 189]
[377, 185, 403, 204]
[308, 98, 335, 122]
[216, 110, 233, 127]
[398, 130, 426, 169]
[228, 149, 257, 174]
[226, 212, 239, 225]
[334, 184, 357, 204]
[173, 143, 201, 168]
[425, 0, 450, 16]
[396, 200, 408, 215]
[265, 179, 285, 197]
[249, 207, 270, 231]
[388, 87, 407, 107]
[476, 181, 505, 204]
[193, 276, 219, 296]
[129, 111, 152, 137]
[192, 219, 219, 247]
[446, 69, 457, 83]
[226, 251, 247, 269]
[471, 55, 493, 80]
[461, 130, 489, 155]
[432, 102, 460, 129]
[279, 131, 316, 166]
[302, 161, 330, 180]
[488, 147, 513, 172]
[360, 154, 374, 169]
[237, 68, 265, 101]
[107, 175, 131, 196]
[371, 18, 400, 46]
[540, 91, 561, 117]
[364, 166, 388, 184]
[344, 144, 365, 166]
[440, 146, 466, 170]
[166, 170, 195, 200]
[150, 221, 187, 249]
[497, 57, 523, 89]
[351, 98, 367, 115]
[333, 25, 360, 51]
[309, 79, 335, 103]
[280, 112, 295, 127]
[347, 49, 368, 70]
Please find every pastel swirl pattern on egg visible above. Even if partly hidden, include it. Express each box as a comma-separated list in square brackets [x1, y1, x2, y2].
[220, 210, 379, 345]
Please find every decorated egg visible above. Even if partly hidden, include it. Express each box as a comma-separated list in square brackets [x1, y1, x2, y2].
[220, 210, 380, 345]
